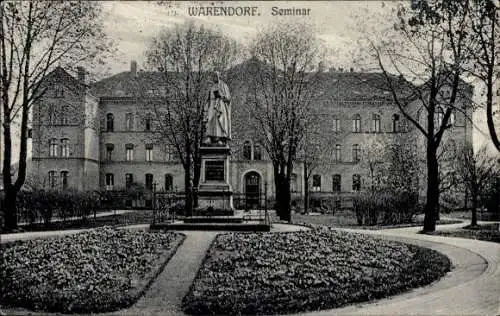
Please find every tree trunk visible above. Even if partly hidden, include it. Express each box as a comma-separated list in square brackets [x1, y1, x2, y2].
[277, 173, 291, 222]
[193, 157, 201, 208]
[3, 188, 18, 231]
[184, 144, 193, 217]
[423, 146, 438, 232]
[303, 163, 309, 213]
[471, 193, 478, 227]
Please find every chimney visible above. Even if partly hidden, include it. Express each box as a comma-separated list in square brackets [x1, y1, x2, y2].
[77, 66, 86, 84]
[130, 60, 137, 76]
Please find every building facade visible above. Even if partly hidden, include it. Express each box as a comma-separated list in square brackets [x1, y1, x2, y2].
[29, 60, 473, 208]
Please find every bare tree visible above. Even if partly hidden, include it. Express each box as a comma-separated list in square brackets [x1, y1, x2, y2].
[246, 21, 323, 221]
[144, 21, 239, 215]
[0, 1, 112, 230]
[371, 0, 475, 232]
[466, 0, 500, 152]
[457, 144, 499, 226]
[360, 135, 389, 192]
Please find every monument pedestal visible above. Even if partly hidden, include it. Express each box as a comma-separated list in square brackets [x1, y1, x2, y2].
[197, 145, 234, 214]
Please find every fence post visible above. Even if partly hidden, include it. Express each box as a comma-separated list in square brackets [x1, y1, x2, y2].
[264, 181, 268, 225]
[153, 182, 157, 224]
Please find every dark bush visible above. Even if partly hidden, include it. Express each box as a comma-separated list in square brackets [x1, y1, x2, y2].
[353, 191, 418, 226]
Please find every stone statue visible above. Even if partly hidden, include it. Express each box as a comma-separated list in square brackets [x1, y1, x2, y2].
[204, 71, 231, 145]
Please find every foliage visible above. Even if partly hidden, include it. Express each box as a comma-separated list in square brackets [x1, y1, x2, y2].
[0, 227, 184, 313]
[16, 189, 101, 227]
[183, 228, 450, 315]
[353, 191, 419, 226]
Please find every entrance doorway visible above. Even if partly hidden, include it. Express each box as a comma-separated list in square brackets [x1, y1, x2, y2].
[244, 171, 261, 210]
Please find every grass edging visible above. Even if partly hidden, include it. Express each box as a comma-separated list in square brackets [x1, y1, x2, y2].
[182, 227, 451, 315]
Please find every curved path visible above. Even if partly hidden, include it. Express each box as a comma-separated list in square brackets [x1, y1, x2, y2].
[1, 222, 499, 316]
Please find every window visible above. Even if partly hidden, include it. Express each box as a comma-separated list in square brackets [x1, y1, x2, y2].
[435, 107, 444, 127]
[352, 174, 361, 191]
[146, 144, 153, 162]
[312, 174, 321, 192]
[353, 114, 361, 132]
[106, 113, 114, 132]
[145, 115, 152, 132]
[243, 141, 252, 160]
[450, 111, 455, 126]
[105, 144, 114, 161]
[60, 106, 69, 125]
[333, 115, 340, 132]
[165, 174, 173, 191]
[290, 173, 298, 192]
[49, 138, 58, 157]
[164, 144, 174, 162]
[61, 139, 69, 157]
[372, 114, 381, 132]
[60, 171, 69, 190]
[392, 114, 400, 132]
[54, 88, 64, 98]
[332, 174, 341, 192]
[335, 144, 342, 162]
[105, 173, 114, 191]
[145, 173, 154, 191]
[48, 171, 57, 188]
[125, 173, 133, 190]
[126, 144, 134, 161]
[125, 113, 134, 131]
[352, 144, 360, 162]
[254, 143, 262, 160]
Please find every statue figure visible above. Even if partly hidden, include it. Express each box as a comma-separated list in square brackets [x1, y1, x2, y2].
[204, 71, 231, 145]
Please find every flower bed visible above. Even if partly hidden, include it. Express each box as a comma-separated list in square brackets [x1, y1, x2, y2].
[183, 228, 450, 315]
[0, 227, 184, 313]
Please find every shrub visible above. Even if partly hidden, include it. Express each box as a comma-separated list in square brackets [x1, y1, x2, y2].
[353, 191, 418, 226]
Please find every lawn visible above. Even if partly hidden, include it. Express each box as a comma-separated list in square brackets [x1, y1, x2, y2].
[183, 227, 451, 315]
[429, 223, 500, 243]
[0, 227, 184, 313]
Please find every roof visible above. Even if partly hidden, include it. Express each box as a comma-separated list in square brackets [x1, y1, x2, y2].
[90, 58, 415, 102]
[42, 67, 86, 92]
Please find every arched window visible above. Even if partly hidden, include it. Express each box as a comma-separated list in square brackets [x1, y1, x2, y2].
[145, 173, 154, 191]
[48, 171, 57, 188]
[335, 144, 342, 162]
[60, 171, 69, 189]
[125, 113, 134, 131]
[126, 144, 134, 161]
[352, 174, 361, 191]
[61, 138, 69, 157]
[333, 115, 340, 132]
[372, 114, 381, 132]
[105, 173, 114, 191]
[352, 144, 360, 162]
[312, 174, 321, 192]
[60, 106, 69, 125]
[290, 173, 298, 192]
[243, 140, 252, 160]
[352, 114, 361, 132]
[105, 143, 114, 161]
[392, 114, 400, 132]
[49, 138, 58, 157]
[165, 174, 173, 191]
[332, 174, 341, 192]
[253, 143, 262, 160]
[106, 113, 114, 132]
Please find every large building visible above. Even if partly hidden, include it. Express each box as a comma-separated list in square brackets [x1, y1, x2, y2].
[29, 60, 473, 208]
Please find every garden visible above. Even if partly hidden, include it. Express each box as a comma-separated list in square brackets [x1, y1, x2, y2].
[183, 227, 451, 315]
[0, 227, 184, 313]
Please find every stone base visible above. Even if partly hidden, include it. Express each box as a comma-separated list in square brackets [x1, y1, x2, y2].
[197, 181, 234, 213]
